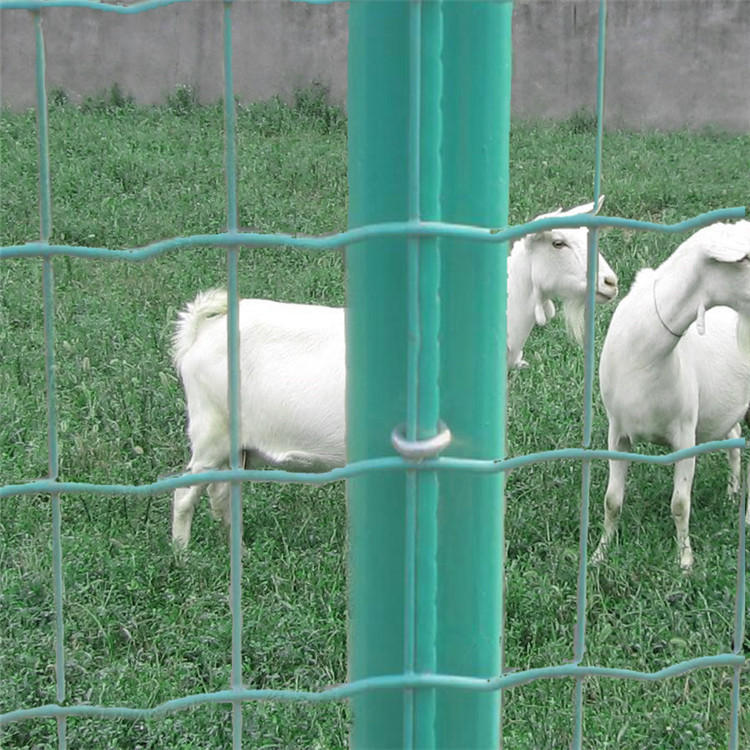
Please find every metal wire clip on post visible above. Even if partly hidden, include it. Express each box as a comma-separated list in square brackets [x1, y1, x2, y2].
[391, 422, 452, 461]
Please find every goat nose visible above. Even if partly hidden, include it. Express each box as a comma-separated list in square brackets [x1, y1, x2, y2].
[603, 274, 618, 290]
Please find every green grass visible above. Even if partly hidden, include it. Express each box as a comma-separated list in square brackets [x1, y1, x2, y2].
[1, 89, 748, 748]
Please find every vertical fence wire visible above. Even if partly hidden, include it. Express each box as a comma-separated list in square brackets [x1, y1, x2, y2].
[221, 1, 244, 746]
[573, 0, 607, 745]
[34, 10, 67, 749]
[729, 471, 746, 750]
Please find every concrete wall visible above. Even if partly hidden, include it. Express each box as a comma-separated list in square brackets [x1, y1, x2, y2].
[0, 1, 348, 110]
[1, 1, 748, 131]
[513, 0, 750, 131]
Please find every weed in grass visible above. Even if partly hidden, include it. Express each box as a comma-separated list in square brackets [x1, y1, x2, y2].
[80, 83, 136, 116]
[1, 95, 748, 747]
[293, 82, 346, 135]
[49, 86, 69, 108]
[167, 85, 201, 117]
[564, 109, 600, 135]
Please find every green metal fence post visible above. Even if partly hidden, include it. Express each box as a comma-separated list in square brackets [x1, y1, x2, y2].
[347, 3, 412, 746]
[347, 2, 513, 747]
[436, 3, 513, 748]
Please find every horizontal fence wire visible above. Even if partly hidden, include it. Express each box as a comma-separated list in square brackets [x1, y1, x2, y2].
[1, 209, 746, 261]
[0, 0, 746, 746]
[3, 442, 749, 499]
[2, 652, 746, 724]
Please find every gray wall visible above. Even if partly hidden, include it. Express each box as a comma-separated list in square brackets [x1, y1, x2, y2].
[0, 1, 348, 110]
[513, 0, 750, 131]
[1, 1, 748, 131]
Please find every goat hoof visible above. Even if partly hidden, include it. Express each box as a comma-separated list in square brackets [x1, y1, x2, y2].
[590, 548, 606, 567]
[679, 554, 694, 574]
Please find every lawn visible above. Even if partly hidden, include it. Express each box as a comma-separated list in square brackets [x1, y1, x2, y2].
[1, 87, 748, 748]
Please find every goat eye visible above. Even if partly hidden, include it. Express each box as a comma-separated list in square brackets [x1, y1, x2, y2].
[552, 239, 566, 249]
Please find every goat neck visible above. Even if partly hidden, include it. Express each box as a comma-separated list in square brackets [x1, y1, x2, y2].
[506, 239, 550, 369]
[652, 243, 711, 340]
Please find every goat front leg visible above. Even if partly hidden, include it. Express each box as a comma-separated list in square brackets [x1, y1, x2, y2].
[724, 424, 748, 524]
[671, 452, 697, 573]
[726, 423, 742, 496]
[591, 428, 631, 566]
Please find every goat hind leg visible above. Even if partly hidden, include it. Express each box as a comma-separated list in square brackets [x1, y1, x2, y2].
[173, 483, 204, 550]
[591, 458, 629, 565]
[591, 429, 631, 566]
[208, 481, 248, 554]
[207, 481, 232, 528]
[172, 446, 226, 550]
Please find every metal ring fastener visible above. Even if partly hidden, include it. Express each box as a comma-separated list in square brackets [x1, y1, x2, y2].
[390, 421, 452, 461]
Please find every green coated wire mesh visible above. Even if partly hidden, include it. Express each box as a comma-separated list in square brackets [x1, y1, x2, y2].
[0, 0, 746, 748]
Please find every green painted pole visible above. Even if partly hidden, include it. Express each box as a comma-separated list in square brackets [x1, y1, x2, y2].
[347, 4, 412, 746]
[436, 3, 513, 748]
[347, 2, 512, 747]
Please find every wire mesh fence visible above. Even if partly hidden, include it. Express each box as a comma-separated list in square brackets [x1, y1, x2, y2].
[0, 0, 745, 748]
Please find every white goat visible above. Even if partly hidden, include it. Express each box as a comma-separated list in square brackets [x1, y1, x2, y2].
[171, 200, 618, 549]
[507, 197, 617, 368]
[593, 220, 750, 572]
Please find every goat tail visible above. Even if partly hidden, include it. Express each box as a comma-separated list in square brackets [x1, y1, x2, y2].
[172, 288, 229, 369]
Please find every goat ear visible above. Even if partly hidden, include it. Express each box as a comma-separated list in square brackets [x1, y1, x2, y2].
[701, 222, 750, 263]
[530, 196, 605, 226]
[555, 196, 605, 218]
[533, 207, 563, 221]
[704, 243, 750, 264]
[525, 231, 546, 245]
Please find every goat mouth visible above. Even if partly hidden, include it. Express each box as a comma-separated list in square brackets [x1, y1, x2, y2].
[596, 289, 618, 303]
